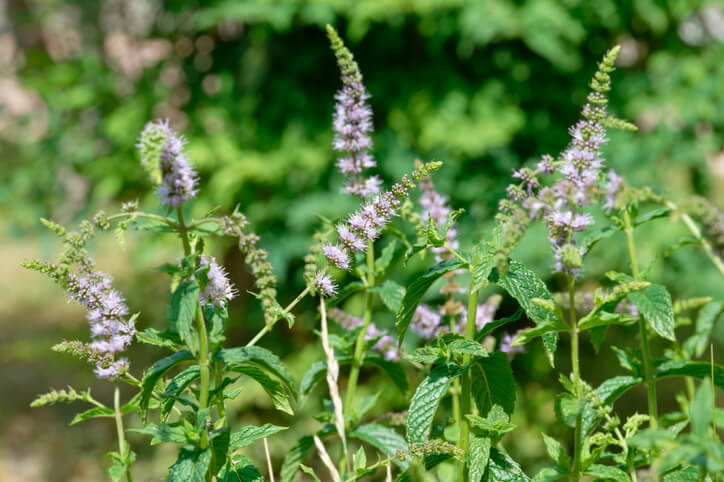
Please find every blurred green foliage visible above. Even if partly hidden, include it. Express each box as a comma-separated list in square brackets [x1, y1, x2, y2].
[3, 0, 724, 479]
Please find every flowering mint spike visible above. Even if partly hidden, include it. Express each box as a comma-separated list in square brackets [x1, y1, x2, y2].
[492, 45, 634, 277]
[64, 269, 136, 380]
[137, 119, 198, 207]
[199, 255, 237, 307]
[327, 25, 378, 198]
[314, 271, 338, 298]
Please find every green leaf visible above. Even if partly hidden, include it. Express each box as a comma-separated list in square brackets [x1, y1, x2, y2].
[690, 378, 714, 436]
[627, 284, 676, 341]
[583, 464, 629, 482]
[447, 338, 488, 357]
[229, 424, 287, 451]
[369, 280, 405, 313]
[168, 447, 211, 482]
[656, 360, 724, 389]
[350, 423, 409, 470]
[205, 304, 228, 348]
[477, 307, 523, 340]
[484, 448, 529, 481]
[633, 206, 670, 226]
[396, 259, 466, 342]
[160, 365, 201, 421]
[579, 224, 619, 252]
[139, 350, 194, 421]
[228, 364, 293, 415]
[353, 446, 367, 472]
[217, 454, 264, 482]
[595, 376, 643, 405]
[688, 301, 724, 357]
[471, 246, 495, 293]
[468, 435, 491, 482]
[471, 352, 516, 416]
[467, 405, 516, 439]
[541, 433, 570, 469]
[577, 311, 637, 331]
[531, 467, 567, 482]
[133, 422, 193, 444]
[490, 260, 561, 364]
[215, 346, 296, 397]
[406, 363, 461, 444]
[135, 327, 181, 350]
[280, 436, 314, 482]
[374, 240, 397, 275]
[510, 319, 568, 346]
[70, 406, 114, 425]
[300, 360, 327, 399]
[168, 280, 200, 350]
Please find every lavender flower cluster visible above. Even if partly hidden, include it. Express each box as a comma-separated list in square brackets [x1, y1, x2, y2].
[327, 25, 380, 198]
[329, 308, 399, 361]
[323, 190, 404, 270]
[138, 119, 198, 208]
[498, 46, 632, 276]
[199, 255, 237, 307]
[65, 269, 135, 379]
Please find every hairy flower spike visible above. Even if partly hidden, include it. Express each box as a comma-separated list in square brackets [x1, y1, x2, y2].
[493, 45, 634, 277]
[199, 255, 237, 307]
[138, 120, 198, 207]
[327, 25, 377, 198]
[314, 271, 338, 297]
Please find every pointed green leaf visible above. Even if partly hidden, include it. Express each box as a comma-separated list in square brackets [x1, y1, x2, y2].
[406, 363, 461, 444]
[688, 301, 724, 357]
[168, 447, 211, 482]
[70, 406, 114, 425]
[595, 376, 643, 405]
[139, 350, 194, 421]
[215, 346, 296, 397]
[280, 436, 314, 482]
[369, 280, 405, 313]
[229, 424, 287, 451]
[229, 364, 293, 415]
[396, 259, 466, 342]
[133, 422, 193, 444]
[168, 280, 200, 349]
[627, 284, 675, 341]
[468, 436, 491, 482]
[161, 365, 200, 421]
[541, 433, 570, 469]
[690, 379, 714, 437]
[484, 448, 529, 481]
[583, 464, 629, 482]
[218, 454, 264, 482]
[471, 352, 516, 416]
[656, 360, 724, 389]
[350, 423, 409, 470]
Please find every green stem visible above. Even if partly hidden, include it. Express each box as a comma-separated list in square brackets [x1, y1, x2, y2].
[114, 385, 133, 482]
[450, 318, 462, 445]
[177, 207, 211, 449]
[569, 276, 583, 481]
[246, 286, 311, 347]
[457, 277, 478, 482]
[623, 210, 658, 428]
[214, 362, 226, 422]
[107, 211, 179, 229]
[344, 241, 375, 417]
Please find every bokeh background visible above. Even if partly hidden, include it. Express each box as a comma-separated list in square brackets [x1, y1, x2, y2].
[2, 1, 724, 480]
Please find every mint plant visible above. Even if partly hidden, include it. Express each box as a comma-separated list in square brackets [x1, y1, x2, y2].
[23, 25, 724, 481]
